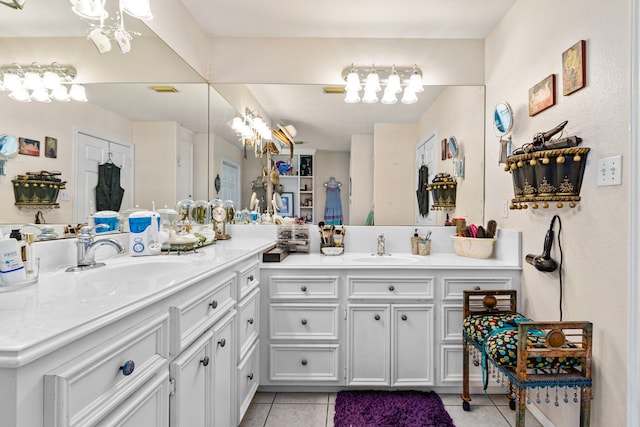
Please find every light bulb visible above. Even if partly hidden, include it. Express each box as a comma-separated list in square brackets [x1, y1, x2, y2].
[43, 71, 61, 90]
[345, 70, 361, 92]
[365, 71, 381, 93]
[120, 0, 153, 20]
[362, 88, 378, 104]
[409, 71, 424, 93]
[69, 84, 88, 102]
[71, 0, 108, 20]
[381, 88, 398, 104]
[23, 71, 42, 91]
[3, 72, 21, 92]
[387, 72, 402, 94]
[401, 86, 417, 104]
[9, 87, 31, 102]
[32, 88, 51, 103]
[344, 89, 361, 103]
[51, 85, 71, 102]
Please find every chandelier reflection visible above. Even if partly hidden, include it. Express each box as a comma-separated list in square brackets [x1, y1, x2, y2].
[231, 109, 272, 157]
[0, 63, 87, 103]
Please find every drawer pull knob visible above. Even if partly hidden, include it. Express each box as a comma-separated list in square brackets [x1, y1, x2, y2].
[301, 286, 307, 292]
[301, 359, 308, 366]
[247, 373, 254, 380]
[248, 275, 254, 281]
[120, 360, 135, 376]
[209, 300, 218, 309]
[401, 314, 408, 321]
[218, 338, 226, 347]
[301, 319, 308, 325]
[247, 318, 254, 325]
[388, 285, 395, 291]
[474, 286, 481, 290]
[200, 356, 210, 367]
[374, 314, 380, 321]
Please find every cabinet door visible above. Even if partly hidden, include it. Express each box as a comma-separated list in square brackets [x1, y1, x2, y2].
[212, 311, 236, 427]
[169, 330, 214, 427]
[391, 304, 434, 387]
[347, 304, 389, 386]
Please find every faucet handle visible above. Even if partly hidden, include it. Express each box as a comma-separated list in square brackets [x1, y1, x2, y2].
[79, 224, 108, 237]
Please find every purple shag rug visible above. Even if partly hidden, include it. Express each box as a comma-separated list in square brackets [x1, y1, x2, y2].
[334, 390, 455, 427]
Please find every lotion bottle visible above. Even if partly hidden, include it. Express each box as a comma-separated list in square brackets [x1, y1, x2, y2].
[0, 238, 27, 284]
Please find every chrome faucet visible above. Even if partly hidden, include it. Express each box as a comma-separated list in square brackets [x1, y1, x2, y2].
[376, 234, 386, 256]
[66, 225, 125, 272]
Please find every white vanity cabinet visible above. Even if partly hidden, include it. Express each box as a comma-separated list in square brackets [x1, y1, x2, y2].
[346, 274, 435, 387]
[260, 271, 343, 386]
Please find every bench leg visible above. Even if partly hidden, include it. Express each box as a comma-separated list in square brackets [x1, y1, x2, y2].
[461, 340, 471, 411]
[580, 386, 592, 427]
[516, 386, 526, 427]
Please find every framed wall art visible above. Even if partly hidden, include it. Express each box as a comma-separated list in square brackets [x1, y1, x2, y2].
[18, 137, 40, 156]
[528, 74, 556, 116]
[280, 192, 294, 217]
[563, 40, 586, 95]
[45, 136, 57, 158]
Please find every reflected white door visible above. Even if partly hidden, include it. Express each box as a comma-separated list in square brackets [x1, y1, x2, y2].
[75, 131, 133, 222]
[220, 159, 240, 208]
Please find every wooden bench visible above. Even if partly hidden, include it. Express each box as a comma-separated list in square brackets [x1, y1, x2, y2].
[462, 289, 593, 427]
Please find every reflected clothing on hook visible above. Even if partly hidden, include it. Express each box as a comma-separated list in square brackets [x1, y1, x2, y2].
[96, 161, 124, 212]
[324, 177, 343, 225]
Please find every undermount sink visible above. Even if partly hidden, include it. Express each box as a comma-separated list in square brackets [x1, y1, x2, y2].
[351, 255, 419, 264]
[71, 260, 195, 289]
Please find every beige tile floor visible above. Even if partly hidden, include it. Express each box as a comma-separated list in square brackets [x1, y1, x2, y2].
[239, 392, 544, 427]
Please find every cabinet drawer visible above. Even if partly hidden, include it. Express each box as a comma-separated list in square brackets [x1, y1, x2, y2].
[44, 313, 169, 427]
[270, 303, 339, 340]
[347, 276, 434, 300]
[270, 344, 340, 382]
[269, 275, 339, 299]
[236, 259, 260, 301]
[238, 287, 260, 360]
[237, 339, 260, 423]
[441, 276, 512, 301]
[97, 370, 169, 427]
[169, 272, 236, 355]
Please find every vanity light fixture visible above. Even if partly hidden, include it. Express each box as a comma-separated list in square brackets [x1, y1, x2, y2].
[69, 0, 153, 54]
[342, 64, 424, 105]
[231, 109, 272, 156]
[0, 63, 87, 103]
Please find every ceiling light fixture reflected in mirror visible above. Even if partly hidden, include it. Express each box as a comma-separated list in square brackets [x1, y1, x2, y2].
[231, 108, 272, 157]
[342, 64, 423, 105]
[0, 0, 25, 9]
[0, 63, 87, 103]
[70, 0, 152, 54]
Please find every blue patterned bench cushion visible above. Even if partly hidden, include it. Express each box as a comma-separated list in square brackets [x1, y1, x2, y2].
[484, 327, 583, 369]
[463, 313, 528, 344]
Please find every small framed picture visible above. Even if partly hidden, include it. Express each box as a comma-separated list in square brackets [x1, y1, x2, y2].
[18, 137, 40, 156]
[45, 136, 57, 158]
[563, 40, 586, 95]
[280, 192, 294, 217]
[528, 74, 556, 116]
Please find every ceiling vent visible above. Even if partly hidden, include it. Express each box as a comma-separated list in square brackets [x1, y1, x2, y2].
[151, 85, 178, 93]
[323, 86, 345, 94]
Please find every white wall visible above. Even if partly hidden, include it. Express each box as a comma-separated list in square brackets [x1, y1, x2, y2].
[350, 134, 374, 225]
[484, 1, 629, 425]
[0, 95, 132, 224]
[418, 86, 485, 225]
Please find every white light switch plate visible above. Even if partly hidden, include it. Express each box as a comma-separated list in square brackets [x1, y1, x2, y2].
[597, 155, 622, 186]
[59, 189, 70, 201]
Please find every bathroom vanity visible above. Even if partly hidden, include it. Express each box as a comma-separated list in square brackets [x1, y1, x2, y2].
[0, 237, 271, 427]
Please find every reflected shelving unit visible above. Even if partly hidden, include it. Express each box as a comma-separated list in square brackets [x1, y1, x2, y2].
[272, 150, 315, 223]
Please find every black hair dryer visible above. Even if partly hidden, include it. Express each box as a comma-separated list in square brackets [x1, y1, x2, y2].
[525, 216, 559, 272]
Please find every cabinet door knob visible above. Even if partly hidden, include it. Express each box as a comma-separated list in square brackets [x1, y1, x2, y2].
[301, 359, 308, 366]
[388, 285, 395, 291]
[374, 314, 380, 321]
[247, 318, 254, 325]
[119, 360, 135, 376]
[247, 373, 254, 380]
[301, 286, 307, 292]
[474, 286, 481, 290]
[200, 356, 210, 367]
[248, 275, 254, 282]
[209, 300, 218, 309]
[218, 338, 226, 347]
[301, 319, 308, 325]
[401, 314, 408, 321]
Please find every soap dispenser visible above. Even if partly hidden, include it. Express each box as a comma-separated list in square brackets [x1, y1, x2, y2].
[411, 229, 420, 255]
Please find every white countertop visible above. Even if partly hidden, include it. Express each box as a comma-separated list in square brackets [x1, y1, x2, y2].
[0, 238, 273, 367]
[261, 252, 523, 270]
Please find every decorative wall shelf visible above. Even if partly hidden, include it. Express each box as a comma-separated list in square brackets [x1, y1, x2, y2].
[427, 172, 457, 210]
[504, 147, 589, 209]
[12, 171, 66, 208]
